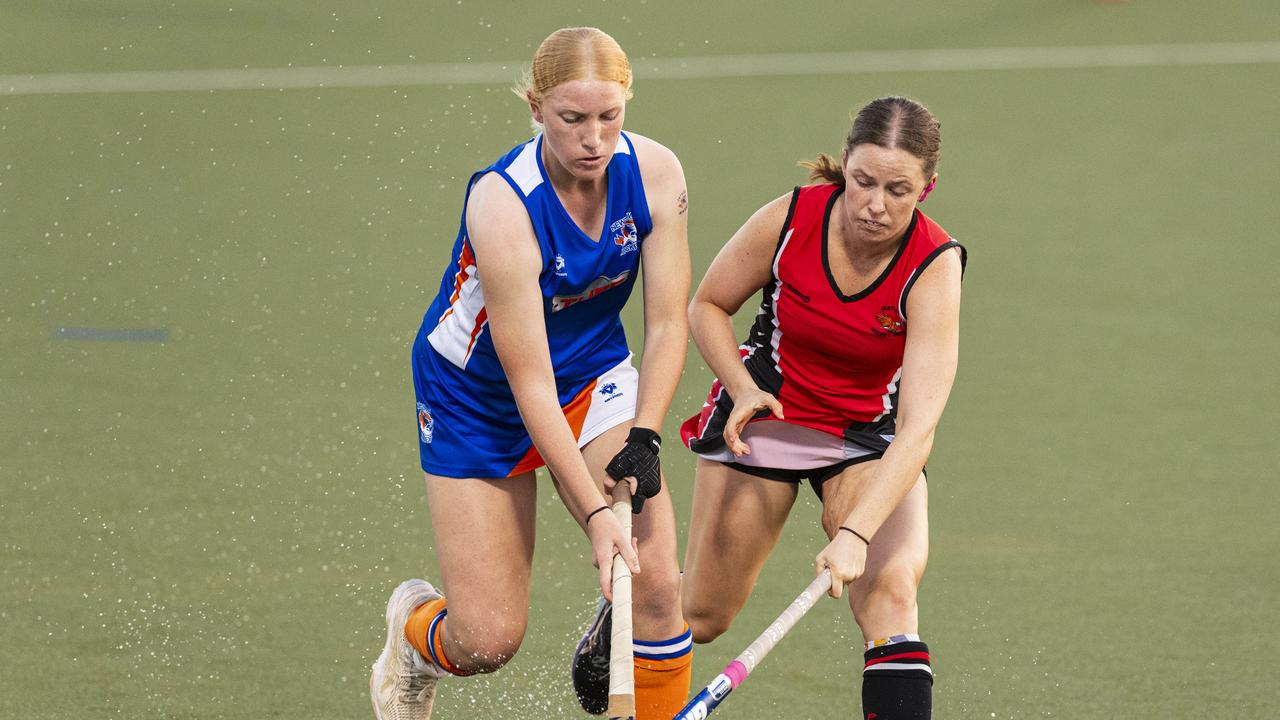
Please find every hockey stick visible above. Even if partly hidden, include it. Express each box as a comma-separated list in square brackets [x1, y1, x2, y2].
[606, 480, 636, 720]
[672, 570, 833, 720]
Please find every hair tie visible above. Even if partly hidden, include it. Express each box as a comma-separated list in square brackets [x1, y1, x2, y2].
[838, 526, 871, 546]
[584, 505, 610, 525]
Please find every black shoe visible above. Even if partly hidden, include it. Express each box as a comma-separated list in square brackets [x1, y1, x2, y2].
[571, 598, 612, 715]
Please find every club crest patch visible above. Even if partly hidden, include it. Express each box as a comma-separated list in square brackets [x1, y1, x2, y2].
[417, 402, 434, 443]
[872, 307, 906, 336]
[611, 212, 639, 255]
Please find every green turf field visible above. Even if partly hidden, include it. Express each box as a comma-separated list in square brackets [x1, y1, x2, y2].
[3, 1, 1279, 717]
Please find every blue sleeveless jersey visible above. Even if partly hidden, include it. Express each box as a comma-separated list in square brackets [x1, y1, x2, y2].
[415, 132, 652, 417]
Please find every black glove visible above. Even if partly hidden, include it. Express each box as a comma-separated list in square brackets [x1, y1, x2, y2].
[605, 427, 662, 514]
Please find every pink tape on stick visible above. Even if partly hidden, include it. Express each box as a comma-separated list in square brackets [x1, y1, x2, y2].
[724, 660, 749, 688]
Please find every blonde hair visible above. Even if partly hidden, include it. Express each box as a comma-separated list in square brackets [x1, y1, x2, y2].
[515, 27, 634, 103]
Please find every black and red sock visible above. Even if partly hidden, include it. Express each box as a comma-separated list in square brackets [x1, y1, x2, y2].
[861, 638, 932, 720]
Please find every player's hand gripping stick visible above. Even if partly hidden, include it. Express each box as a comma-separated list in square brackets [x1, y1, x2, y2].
[605, 427, 662, 513]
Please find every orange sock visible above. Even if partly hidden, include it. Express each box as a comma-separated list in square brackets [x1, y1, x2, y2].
[404, 598, 472, 676]
[633, 625, 694, 720]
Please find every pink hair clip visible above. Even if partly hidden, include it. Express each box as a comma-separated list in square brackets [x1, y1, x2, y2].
[918, 178, 937, 203]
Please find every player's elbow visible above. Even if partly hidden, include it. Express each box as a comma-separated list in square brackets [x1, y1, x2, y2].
[687, 296, 726, 343]
[686, 296, 704, 328]
[644, 311, 689, 348]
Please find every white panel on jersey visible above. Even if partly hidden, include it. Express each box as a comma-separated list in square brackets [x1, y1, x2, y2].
[577, 356, 638, 447]
[426, 267, 488, 369]
[768, 229, 795, 371]
[506, 137, 544, 196]
[875, 367, 903, 422]
[612, 132, 632, 155]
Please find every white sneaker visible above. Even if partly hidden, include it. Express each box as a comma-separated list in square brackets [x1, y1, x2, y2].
[370, 579, 447, 720]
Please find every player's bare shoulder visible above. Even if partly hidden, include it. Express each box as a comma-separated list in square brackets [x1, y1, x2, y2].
[710, 189, 797, 271]
[464, 171, 539, 266]
[736, 189, 797, 244]
[465, 172, 532, 234]
[466, 171, 524, 220]
[625, 132, 686, 208]
[625, 132, 683, 178]
[756, 190, 797, 226]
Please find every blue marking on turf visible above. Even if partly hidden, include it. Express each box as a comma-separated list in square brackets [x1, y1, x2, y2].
[54, 327, 170, 343]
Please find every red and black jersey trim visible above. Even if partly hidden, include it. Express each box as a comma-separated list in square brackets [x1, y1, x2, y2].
[772, 187, 802, 261]
[686, 382, 731, 453]
[738, 188, 802, 406]
[844, 414, 897, 443]
[689, 189, 801, 455]
[899, 239, 967, 318]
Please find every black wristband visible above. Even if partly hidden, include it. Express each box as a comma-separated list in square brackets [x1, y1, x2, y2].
[838, 526, 871, 546]
[626, 426, 661, 454]
[584, 505, 610, 526]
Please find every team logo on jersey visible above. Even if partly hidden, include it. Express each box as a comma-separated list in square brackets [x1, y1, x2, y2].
[872, 307, 906, 336]
[551, 271, 631, 312]
[611, 212, 639, 255]
[598, 381, 624, 402]
[554, 254, 568, 277]
[417, 402, 434, 444]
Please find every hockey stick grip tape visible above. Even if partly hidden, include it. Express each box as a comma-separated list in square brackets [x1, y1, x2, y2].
[606, 480, 635, 719]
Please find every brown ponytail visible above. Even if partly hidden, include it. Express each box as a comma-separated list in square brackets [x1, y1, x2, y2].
[799, 153, 845, 185]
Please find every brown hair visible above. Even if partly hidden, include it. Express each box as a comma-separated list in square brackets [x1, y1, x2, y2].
[802, 96, 941, 185]
[515, 27, 633, 103]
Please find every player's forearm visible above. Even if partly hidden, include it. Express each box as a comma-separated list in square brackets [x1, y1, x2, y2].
[689, 297, 756, 399]
[507, 377, 603, 522]
[633, 316, 687, 431]
[847, 315, 957, 537]
[840, 428, 934, 538]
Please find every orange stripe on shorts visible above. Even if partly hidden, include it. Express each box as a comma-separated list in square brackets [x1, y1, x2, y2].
[506, 380, 597, 477]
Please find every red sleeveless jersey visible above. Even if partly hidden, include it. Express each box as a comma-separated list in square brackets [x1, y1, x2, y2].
[683, 184, 965, 451]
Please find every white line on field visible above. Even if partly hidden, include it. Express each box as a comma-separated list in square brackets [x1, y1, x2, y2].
[3, 41, 1278, 96]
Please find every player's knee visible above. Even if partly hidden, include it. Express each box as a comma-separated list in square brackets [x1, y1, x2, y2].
[448, 625, 525, 674]
[682, 597, 731, 644]
[454, 635, 523, 674]
[633, 570, 682, 626]
[686, 614, 730, 644]
[856, 566, 920, 621]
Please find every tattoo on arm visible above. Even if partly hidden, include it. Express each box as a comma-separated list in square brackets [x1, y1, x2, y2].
[676, 189, 688, 215]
